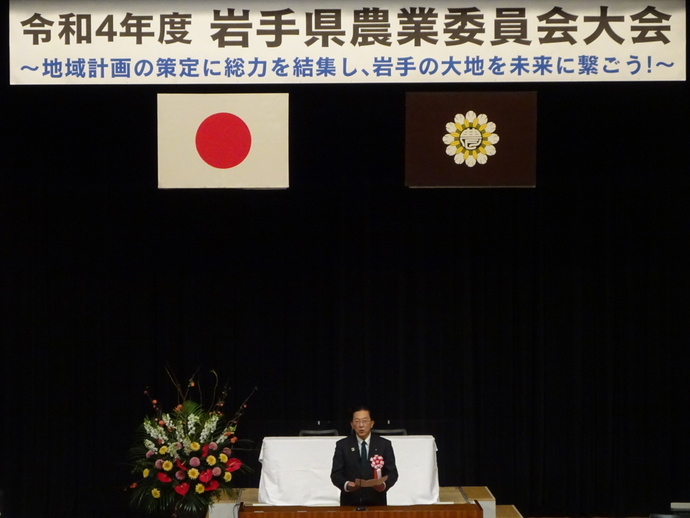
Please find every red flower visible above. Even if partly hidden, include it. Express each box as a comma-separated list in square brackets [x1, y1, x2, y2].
[205, 480, 220, 491]
[174, 483, 190, 496]
[176, 459, 188, 471]
[226, 458, 242, 472]
[157, 472, 172, 483]
[199, 469, 213, 483]
[201, 444, 209, 458]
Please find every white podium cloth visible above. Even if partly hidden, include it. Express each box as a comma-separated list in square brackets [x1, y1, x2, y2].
[258, 435, 440, 506]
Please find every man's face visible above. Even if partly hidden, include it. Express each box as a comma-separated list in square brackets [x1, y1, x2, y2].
[351, 410, 374, 440]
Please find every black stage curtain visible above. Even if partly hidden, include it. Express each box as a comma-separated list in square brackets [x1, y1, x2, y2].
[2, 49, 690, 518]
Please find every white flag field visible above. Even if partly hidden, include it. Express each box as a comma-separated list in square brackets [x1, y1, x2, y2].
[9, 0, 686, 84]
[157, 93, 289, 189]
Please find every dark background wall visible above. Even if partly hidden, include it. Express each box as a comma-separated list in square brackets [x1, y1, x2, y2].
[2, 9, 689, 518]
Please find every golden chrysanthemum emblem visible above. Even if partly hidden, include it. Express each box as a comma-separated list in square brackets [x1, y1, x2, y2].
[443, 111, 500, 167]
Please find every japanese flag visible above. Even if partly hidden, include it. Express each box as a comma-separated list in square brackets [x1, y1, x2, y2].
[157, 93, 289, 189]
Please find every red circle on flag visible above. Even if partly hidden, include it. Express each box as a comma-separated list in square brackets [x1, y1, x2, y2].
[195, 112, 252, 169]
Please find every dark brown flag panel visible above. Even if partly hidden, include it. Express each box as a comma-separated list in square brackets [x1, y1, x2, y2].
[405, 91, 537, 188]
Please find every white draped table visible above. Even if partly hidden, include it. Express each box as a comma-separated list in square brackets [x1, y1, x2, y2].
[258, 435, 440, 506]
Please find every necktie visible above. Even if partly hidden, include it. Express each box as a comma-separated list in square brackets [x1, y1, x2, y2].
[360, 440, 368, 466]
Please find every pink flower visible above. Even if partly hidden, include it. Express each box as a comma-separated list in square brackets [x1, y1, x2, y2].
[175, 470, 186, 480]
[212, 467, 222, 477]
[146, 450, 154, 458]
[154, 459, 163, 469]
[189, 457, 201, 467]
[209, 442, 218, 450]
[222, 447, 232, 456]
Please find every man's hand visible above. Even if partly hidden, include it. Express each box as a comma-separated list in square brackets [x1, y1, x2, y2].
[346, 481, 361, 492]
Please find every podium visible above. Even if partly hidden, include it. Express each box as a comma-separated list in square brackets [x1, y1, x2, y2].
[258, 435, 441, 506]
[239, 504, 482, 518]
[209, 486, 502, 518]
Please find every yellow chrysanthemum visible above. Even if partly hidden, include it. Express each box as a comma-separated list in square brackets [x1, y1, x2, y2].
[159, 446, 168, 455]
[162, 460, 173, 471]
[224, 472, 232, 482]
[143, 468, 150, 478]
[152, 488, 161, 499]
[195, 483, 205, 494]
[190, 442, 201, 451]
[188, 468, 200, 479]
[219, 453, 228, 463]
[206, 455, 217, 466]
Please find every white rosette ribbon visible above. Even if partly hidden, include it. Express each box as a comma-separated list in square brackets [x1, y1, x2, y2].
[370, 454, 384, 479]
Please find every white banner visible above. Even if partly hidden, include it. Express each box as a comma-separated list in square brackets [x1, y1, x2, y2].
[9, 0, 686, 84]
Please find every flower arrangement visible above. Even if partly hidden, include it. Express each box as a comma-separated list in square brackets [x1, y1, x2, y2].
[129, 370, 256, 518]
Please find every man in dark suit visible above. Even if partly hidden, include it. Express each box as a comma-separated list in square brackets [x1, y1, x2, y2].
[330, 406, 398, 506]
